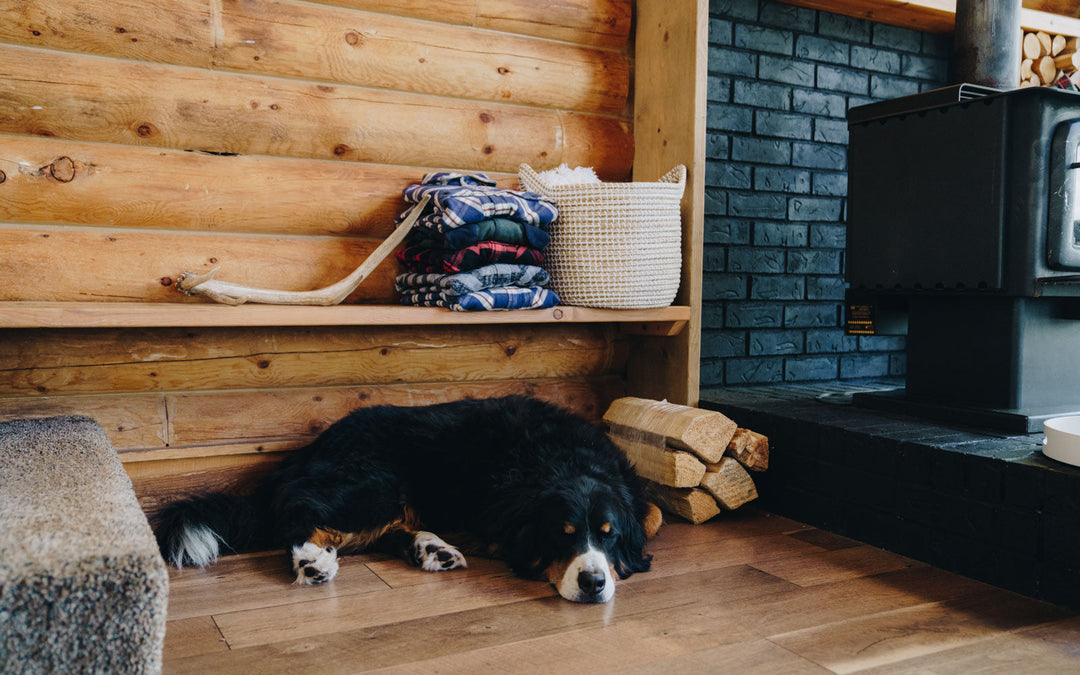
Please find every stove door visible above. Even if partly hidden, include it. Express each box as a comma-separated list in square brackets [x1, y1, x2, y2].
[1047, 120, 1080, 270]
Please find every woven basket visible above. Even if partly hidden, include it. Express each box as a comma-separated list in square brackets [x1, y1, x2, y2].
[519, 163, 686, 309]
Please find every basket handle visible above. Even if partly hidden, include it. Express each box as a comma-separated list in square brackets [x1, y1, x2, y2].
[517, 163, 551, 195]
[660, 165, 687, 186]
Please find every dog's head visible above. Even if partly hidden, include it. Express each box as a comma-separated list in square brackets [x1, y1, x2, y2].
[509, 475, 653, 603]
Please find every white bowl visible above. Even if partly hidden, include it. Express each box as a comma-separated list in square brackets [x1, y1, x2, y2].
[1042, 416, 1080, 467]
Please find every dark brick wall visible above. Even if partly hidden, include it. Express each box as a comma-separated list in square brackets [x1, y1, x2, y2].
[702, 0, 952, 386]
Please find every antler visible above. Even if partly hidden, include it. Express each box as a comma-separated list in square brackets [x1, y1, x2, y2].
[176, 195, 430, 306]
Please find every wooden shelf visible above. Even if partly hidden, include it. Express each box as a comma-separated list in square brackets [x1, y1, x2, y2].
[776, 1, 1080, 36]
[0, 302, 691, 335]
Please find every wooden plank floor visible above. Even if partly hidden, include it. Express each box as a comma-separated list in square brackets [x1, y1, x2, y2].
[162, 508, 1080, 673]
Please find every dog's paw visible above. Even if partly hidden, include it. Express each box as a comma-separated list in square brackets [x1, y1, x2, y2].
[291, 542, 339, 585]
[410, 531, 467, 572]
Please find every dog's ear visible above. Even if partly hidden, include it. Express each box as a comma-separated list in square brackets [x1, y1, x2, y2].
[610, 501, 652, 579]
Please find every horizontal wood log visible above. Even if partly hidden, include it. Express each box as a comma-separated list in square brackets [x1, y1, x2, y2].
[728, 428, 770, 472]
[607, 424, 706, 488]
[0, 324, 621, 397]
[603, 397, 737, 462]
[165, 377, 620, 446]
[303, 0, 633, 48]
[0, 44, 633, 177]
[0, 393, 167, 449]
[700, 457, 758, 510]
[215, 0, 630, 115]
[0, 136, 515, 237]
[127, 451, 285, 526]
[561, 114, 635, 181]
[0, 226, 398, 304]
[0, 0, 212, 68]
[641, 480, 720, 525]
[0, 377, 621, 459]
[0, 0, 630, 73]
[476, 0, 631, 48]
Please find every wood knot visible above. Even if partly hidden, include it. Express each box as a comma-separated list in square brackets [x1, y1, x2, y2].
[0, 170, 6, 184]
[135, 123, 155, 138]
[497, 67, 510, 75]
[504, 346, 516, 356]
[333, 144, 350, 156]
[258, 360, 271, 369]
[479, 112, 493, 123]
[344, 31, 361, 46]
[115, 26, 126, 33]
[482, 145, 494, 154]
[160, 277, 173, 286]
[48, 156, 76, 182]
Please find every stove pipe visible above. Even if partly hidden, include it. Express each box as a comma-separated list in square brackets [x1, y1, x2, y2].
[952, 0, 1021, 89]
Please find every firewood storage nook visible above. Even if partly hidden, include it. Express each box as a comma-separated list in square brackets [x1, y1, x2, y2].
[0, 0, 707, 523]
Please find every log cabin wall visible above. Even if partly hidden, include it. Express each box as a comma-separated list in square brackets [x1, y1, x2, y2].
[0, 0, 708, 521]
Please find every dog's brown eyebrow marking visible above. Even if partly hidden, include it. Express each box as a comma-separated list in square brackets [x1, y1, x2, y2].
[600, 522, 612, 534]
[564, 523, 576, 534]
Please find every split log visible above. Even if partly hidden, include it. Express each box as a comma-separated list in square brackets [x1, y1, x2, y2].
[642, 480, 720, 525]
[1054, 51, 1080, 70]
[1024, 32, 1046, 60]
[727, 428, 770, 472]
[607, 425, 706, 488]
[1021, 58, 1034, 79]
[700, 458, 758, 510]
[603, 397, 736, 463]
[1037, 55, 1059, 84]
[1052, 34, 1068, 56]
[1037, 31, 1054, 56]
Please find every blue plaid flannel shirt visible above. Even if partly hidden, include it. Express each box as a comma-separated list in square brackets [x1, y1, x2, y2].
[397, 172, 558, 233]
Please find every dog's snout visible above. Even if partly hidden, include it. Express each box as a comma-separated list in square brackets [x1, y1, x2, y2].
[577, 569, 606, 595]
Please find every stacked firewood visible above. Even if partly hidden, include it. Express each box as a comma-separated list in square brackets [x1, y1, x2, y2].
[604, 397, 769, 525]
[1020, 31, 1079, 89]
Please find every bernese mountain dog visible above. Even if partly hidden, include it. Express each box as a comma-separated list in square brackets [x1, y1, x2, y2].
[155, 395, 661, 603]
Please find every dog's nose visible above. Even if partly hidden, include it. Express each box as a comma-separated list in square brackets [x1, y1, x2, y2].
[577, 569, 606, 595]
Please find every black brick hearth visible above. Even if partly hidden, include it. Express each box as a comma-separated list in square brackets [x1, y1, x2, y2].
[701, 381, 1080, 612]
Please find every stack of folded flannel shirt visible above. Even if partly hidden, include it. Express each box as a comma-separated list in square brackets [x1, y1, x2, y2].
[394, 172, 560, 311]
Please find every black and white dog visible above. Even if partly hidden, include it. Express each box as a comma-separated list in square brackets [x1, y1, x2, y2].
[155, 396, 660, 603]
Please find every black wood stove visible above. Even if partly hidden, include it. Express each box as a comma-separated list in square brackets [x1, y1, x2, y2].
[846, 85, 1080, 432]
